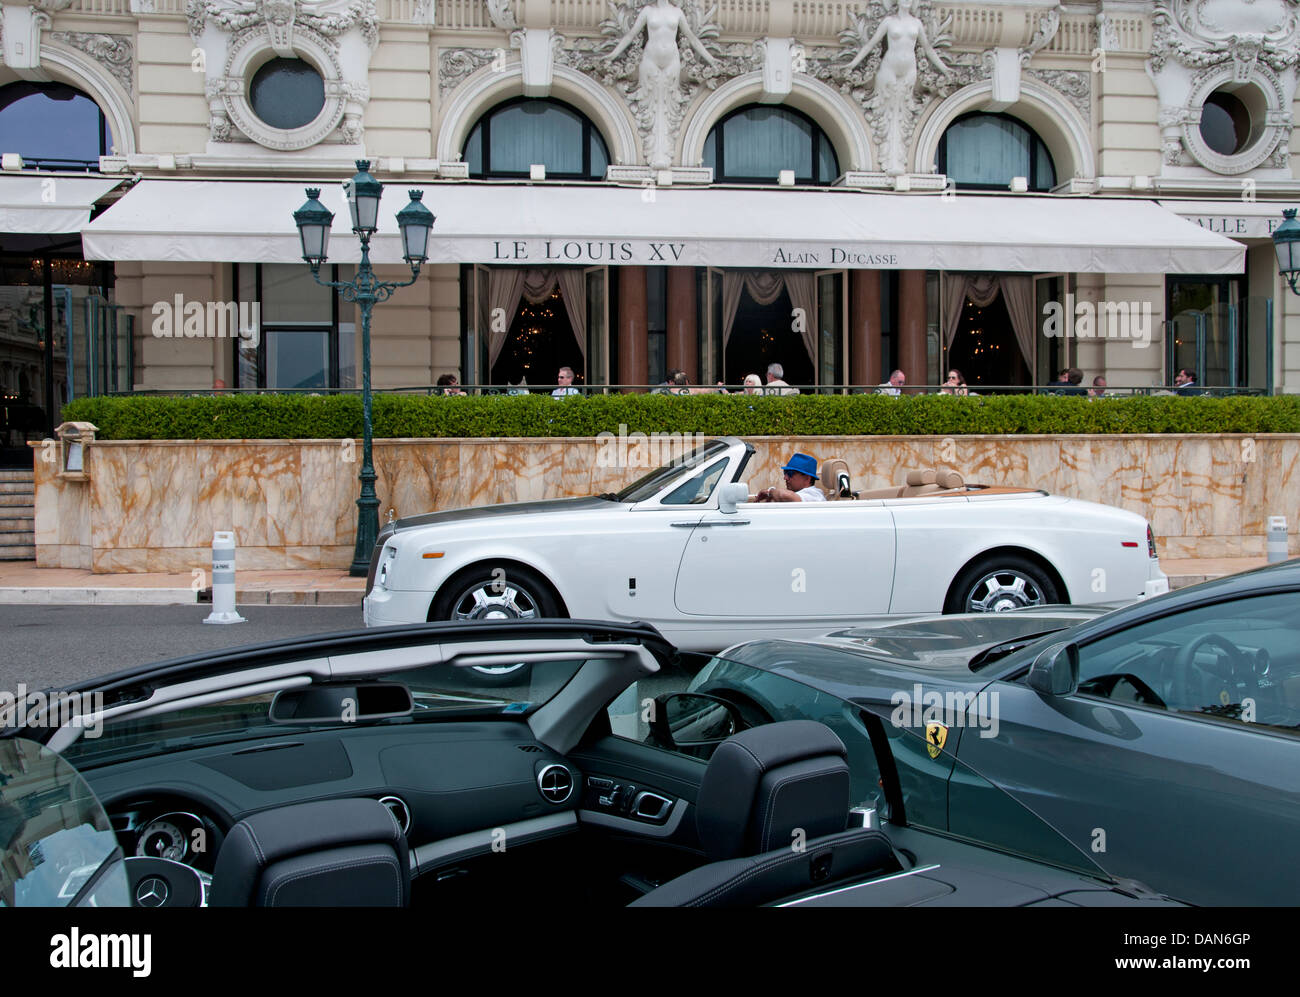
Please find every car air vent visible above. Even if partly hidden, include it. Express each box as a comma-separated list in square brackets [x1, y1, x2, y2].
[516, 744, 542, 753]
[537, 764, 574, 804]
[378, 795, 411, 835]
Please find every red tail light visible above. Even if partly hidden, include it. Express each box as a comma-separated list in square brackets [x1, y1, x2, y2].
[1147, 525, 1158, 559]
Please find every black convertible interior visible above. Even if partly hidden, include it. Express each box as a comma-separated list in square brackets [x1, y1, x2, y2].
[28, 623, 1178, 908]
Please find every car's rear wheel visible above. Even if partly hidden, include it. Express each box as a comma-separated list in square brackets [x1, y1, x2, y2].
[431, 564, 563, 686]
[944, 555, 1062, 614]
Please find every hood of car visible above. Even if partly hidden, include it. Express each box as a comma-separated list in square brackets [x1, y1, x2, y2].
[720, 610, 1111, 702]
[390, 495, 618, 533]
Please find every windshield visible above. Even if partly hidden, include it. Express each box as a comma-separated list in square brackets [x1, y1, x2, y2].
[0, 738, 127, 907]
[59, 658, 587, 770]
[687, 652, 1113, 882]
[615, 439, 731, 503]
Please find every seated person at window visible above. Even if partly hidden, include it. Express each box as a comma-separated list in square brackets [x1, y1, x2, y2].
[552, 366, 580, 397]
[940, 368, 968, 396]
[754, 453, 826, 502]
[436, 373, 466, 396]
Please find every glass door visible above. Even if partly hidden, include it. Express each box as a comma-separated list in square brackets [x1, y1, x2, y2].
[1033, 272, 1071, 389]
[585, 266, 608, 390]
[83, 293, 133, 395]
[463, 264, 490, 390]
[1166, 276, 1242, 388]
[814, 270, 845, 392]
[705, 267, 724, 385]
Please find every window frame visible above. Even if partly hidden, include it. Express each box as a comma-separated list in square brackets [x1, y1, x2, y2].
[463, 97, 611, 181]
[704, 104, 840, 186]
[937, 112, 1057, 193]
[233, 262, 352, 390]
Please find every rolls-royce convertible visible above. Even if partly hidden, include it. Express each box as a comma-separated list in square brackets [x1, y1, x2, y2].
[364, 437, 1167, 659]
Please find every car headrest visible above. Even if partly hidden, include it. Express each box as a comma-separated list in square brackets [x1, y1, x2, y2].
[936, 469, 964, 489]
[695, 720, 851, 862]
[211, 798, 407, 907]
[905, 468, 937, 487]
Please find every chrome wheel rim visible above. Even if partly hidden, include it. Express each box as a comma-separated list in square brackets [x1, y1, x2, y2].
[965, 570, 1046, 613]
[449, 579, 541, 675]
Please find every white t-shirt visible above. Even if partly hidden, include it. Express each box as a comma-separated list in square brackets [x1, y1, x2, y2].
[797, 485, 826, 502]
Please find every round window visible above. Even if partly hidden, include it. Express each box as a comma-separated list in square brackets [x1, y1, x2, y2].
[1199, 90, 1252, 156]
[249, 58, 325, 130]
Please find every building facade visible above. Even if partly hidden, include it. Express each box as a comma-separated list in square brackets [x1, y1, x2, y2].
[2, 0, 1300, 431]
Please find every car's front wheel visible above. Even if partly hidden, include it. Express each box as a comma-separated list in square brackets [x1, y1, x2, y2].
[944, 555, 1062, 614]
[430, 564, 562, 686]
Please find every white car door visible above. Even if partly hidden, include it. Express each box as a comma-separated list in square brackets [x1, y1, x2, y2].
[672, 500, 896, 619]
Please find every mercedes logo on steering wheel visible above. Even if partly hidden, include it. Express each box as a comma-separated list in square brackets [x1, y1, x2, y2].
[135, 876, 169, 907]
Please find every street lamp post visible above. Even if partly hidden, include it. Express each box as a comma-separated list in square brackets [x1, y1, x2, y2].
[293, 160, 435, 576]
[1273, 208, 1300, 297]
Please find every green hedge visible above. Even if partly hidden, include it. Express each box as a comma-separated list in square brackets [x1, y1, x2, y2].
[61, 393, 1300, 441]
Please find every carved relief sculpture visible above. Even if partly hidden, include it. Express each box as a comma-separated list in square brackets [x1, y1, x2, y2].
[603, 0, 719, 169]
[840, 0, 951, 175]
[1147, 0, 1299, 175]
[188, 0, 378, 150]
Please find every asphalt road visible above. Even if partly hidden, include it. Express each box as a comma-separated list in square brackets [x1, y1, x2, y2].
[0, 604, 364, 692]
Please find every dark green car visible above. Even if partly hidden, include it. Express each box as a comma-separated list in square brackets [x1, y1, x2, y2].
[691, 563, 1300, 905]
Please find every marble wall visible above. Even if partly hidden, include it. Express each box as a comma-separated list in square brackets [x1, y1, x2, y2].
[33, 435, 1298, 572]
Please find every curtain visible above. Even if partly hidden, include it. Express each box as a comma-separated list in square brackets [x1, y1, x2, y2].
[999, 275, 1036, 373]
[487, 267, 526, 368]
[556, 269, 588, 362]
[783, 272, 817, 367]
[487, 268, 588, 370]
[720, 270, 818, 370]
[943, 273, 1035, 370]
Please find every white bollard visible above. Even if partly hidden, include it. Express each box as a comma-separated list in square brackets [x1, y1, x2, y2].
[1267, 516, 1289, 564]
[203, 530, 246, 624]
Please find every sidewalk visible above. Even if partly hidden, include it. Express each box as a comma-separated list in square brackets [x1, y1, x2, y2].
[0, 563, 364, 606]
[0, 556, 1274, 606]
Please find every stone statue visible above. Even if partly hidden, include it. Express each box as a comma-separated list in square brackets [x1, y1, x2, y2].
[845, 0, 948, 86]
[605, 0, 717, 169]
[844, 0, 950, 175]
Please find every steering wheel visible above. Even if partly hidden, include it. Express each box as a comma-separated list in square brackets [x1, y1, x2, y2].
[1077, 672, 1167, 709]
[1171, 633, 1257, 709]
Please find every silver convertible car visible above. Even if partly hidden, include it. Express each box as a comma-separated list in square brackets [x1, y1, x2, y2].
[364, 437, 1166, 656]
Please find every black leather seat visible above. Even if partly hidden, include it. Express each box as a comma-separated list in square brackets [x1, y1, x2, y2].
[631, 720, 899, 907]
[210, 798, 409, 907]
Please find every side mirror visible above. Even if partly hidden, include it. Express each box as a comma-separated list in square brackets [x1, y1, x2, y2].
[1025, 642, 1079, 697]
[649, 693, 743, 749]
[718, 482, 750, 514]
[270, 682, 413, 724]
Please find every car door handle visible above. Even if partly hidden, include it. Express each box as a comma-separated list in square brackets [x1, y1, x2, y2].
[671, 520, 750, 527]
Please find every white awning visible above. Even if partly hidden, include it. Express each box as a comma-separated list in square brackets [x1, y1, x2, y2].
[1158, 199, 1299, 242]
[82, 179, 1245, 274]
[0, 174, 123, 234]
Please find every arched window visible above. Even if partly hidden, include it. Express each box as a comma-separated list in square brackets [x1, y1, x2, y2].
[703, 105, 839, 185]
[0, 82, 112, 169]
[463, 99, 610, 180]
[938, 113, 1056, 191]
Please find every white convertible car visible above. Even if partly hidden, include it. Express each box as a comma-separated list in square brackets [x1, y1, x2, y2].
[364, 437, 1166, 654]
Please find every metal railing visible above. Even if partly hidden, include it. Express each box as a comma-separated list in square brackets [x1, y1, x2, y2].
[106, 383, 1276, 398]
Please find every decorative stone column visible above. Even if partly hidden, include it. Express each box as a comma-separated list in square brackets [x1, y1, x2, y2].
[666, 267, 697, 383]
[850, 270, 882, 387]
[898, 270, 927, 388]
[618, 266, 649, 389]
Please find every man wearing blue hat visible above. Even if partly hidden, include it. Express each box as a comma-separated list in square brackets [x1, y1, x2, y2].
[755, 452, 825, 502]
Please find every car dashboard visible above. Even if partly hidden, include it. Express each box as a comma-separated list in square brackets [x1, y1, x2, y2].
[87, 720, 585, 891]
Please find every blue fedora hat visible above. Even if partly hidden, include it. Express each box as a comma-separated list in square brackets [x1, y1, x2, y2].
[780, 453, 819, 480]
